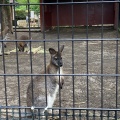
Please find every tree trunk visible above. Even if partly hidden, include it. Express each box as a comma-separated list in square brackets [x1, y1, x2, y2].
[0, 0, 13, 34]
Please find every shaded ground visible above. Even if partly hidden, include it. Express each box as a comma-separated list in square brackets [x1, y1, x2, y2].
[0, 26, 120, 119]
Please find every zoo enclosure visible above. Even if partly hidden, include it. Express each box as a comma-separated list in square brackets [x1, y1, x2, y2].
[0, 0, 120, 120]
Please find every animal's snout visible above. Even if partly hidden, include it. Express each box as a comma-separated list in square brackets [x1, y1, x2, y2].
[58, 60, 63, 67]
[59, 62, 63, 67]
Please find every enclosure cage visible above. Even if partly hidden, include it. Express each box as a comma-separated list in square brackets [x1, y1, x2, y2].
[0, 0, 120, 120]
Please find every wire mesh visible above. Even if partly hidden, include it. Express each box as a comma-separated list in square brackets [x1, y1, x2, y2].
[0, 0, 120, 119]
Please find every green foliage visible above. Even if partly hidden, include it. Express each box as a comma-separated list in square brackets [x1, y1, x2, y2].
[15, 9, 27, 20]
[15, 0, 27, 4]
[15, 0, 40, 14]
[6, 0, 10, 3]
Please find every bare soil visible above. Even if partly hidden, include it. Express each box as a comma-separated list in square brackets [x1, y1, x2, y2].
[0, 26, 120, 119]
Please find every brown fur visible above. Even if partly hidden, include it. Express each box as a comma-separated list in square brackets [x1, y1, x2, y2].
[0, 26, 11, 48]
[1, 26, 9, 38]
[17, 35, 29, 52]
[26, 45, 64, 117]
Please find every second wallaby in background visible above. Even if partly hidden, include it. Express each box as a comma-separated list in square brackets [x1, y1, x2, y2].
[0, 26, 13, 54]
[1, 25, 13, 39]
[0, 26, 10, 47]
[17, 35, 30, 52]
[27, 45, 64, 117]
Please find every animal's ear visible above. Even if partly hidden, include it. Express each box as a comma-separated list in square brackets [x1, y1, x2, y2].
[49, 48, 56, 55]
[60, 45, 64, 52]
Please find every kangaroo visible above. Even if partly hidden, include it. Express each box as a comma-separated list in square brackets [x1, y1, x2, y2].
[27, 45, 64, 118]
[17, 35, 30, 52]
[0, 26, 12, 54]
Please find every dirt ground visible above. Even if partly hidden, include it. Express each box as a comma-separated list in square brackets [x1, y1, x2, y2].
[0, 26, 120, 119]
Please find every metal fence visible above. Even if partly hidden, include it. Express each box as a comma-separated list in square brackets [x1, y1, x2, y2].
[0, 0, 120, 120]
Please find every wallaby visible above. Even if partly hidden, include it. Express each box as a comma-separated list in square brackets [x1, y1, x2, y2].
[17, 35, 30, 52]
[27, 45, 64, 118]
[1, 26, 10, 37]
[0, 26, 12, 54]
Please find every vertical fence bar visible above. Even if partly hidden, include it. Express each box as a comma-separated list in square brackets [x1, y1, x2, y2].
[66, 109, 67, 120]
[27, 0, 35, 119]
[101, 1, 104, 120]
[79, 110, 81, 120]
[13, 0, 22, 118]
[42, 1, 45, 39]
[57, 1, 60, 40]
[41, 1, 48, 119]
[27, 1, 34, 118]
[1, 33, 8, 120]
[86, 1, 89, 120]
[93, 110, 95, 120]
[13, 0, 22, 119]
[56, 1, 62, 119]
[107, 110, 110, 120]
[0, 6, 1, 32]
[115, 1, 119, 119]
[13, 0, 17, 40]
[28, 0, 31, 39]
[71, 1, 75, 120]
[41, 1, 47, 111]
[0, 3, 8, 119]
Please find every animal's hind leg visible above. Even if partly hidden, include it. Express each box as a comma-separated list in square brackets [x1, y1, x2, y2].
[0, 43, 2, 54]
[44, 95, 59, 115]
